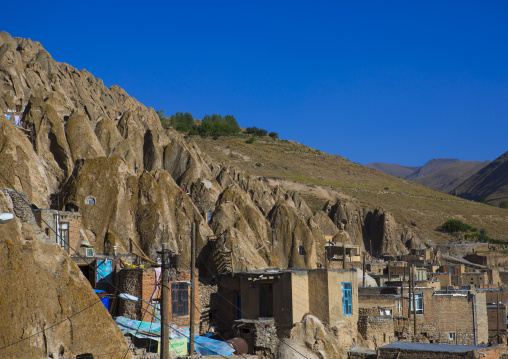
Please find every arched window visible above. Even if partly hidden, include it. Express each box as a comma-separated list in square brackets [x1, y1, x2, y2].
[85, 196, 96, 205]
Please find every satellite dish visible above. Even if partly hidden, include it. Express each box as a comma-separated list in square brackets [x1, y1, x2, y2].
[0, 213, 14, 224]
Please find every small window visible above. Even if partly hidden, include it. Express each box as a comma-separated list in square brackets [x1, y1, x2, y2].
[342, 282, 352, 315]
[207, 210, 213, 224]
[411, 292, 423, 315]
[449, 332, 455, 340]
[298, 246, 305, 255]
[171, 282, 189, 316]
[85, 196, 96, 205]
[85, 248, 94, 257]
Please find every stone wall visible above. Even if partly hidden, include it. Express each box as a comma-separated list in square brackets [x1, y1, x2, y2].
[234, 318, 278, 358]
[436, 243, 490, 257]
[358, 315, 394, 349]
[378, 344, 500, 359]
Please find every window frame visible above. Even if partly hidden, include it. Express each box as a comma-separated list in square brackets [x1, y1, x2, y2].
[411, 292, 424, 315]
[342, 282, 353, 315]
[171, 282, 189, 317]
[58, 221, 69, 253]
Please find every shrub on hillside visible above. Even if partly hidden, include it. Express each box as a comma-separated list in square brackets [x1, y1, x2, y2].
[245, 126, 268, 137]
[269, 132, 278, 139]
[500, 201, 508, 209]
[195, 114, 241, 137]
[170, 112, 194, 132]
[441, 219, 476, 233]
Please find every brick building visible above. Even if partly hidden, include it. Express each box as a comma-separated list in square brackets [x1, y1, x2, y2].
[34, 208, 83, 255]
[116, 267, 199, 328]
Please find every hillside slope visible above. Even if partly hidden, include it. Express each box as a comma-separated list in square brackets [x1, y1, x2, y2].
[412, 161, 490, 193]
[194, 137, 508, 241]
[452, 151, 508, 204]
[363, 162, 419, 178]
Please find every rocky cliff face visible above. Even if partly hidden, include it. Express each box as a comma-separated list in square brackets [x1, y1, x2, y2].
[0, 190, 132, 359]
[0, 32, 417, 355]
[0, 31, 416, 269]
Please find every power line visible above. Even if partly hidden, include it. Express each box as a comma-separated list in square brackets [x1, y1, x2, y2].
[0, 175, 233, 358]
[181, 258, 312, 359]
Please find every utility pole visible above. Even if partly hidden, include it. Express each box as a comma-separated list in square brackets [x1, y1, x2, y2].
[412, 265, 417, 341]
[160, 243, 170, 359]
[497, 294, 500, 344]
[342, 244, 346, 269]
[362, 254, 366, 287]
[407, 265, 412, 319]
[400, 265, 404, 316]
[190, 222, 196, 355]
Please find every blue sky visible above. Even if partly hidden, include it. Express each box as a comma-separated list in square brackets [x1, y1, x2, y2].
[3, 1, 507, 166]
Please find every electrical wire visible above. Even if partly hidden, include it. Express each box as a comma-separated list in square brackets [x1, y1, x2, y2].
[0, 174, 234, 358]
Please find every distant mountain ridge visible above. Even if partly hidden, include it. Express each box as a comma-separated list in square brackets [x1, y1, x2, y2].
[452, 151, 508, 204]
[365, 158, 491, 194]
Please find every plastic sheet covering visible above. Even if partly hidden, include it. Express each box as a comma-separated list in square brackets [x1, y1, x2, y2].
[194, 336, 234, 356]
[114, 317, 234, 356]
[115, 316, 161, 338]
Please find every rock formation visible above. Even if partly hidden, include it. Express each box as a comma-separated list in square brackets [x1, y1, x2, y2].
[0, 32, 423, 357]
[0, 190, 132, 359]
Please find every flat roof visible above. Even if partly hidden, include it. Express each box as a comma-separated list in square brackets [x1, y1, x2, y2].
[380, 342, 489, 353]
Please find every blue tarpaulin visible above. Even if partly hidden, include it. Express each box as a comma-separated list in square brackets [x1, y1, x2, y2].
[93, 289, 109, 310]
[114, 316, 233, 356]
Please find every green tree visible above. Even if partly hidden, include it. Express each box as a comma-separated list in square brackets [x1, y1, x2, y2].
[500, 201, 508, 209]
[269, 132, 278, 139]
[170, 112, 194, 132]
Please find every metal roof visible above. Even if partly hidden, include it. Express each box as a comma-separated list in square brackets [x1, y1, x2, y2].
[380, 342, 489, 353]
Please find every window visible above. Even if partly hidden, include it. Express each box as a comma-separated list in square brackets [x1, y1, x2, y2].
[171, 282, 189, 316]
[207, 210, 213, 224]
[259, 283, 274, 317]
[396, 299, 402, 314]
[448, 332, 455, 340]
[85, 248, 94, 257]
[58, 222, 69, 252]
[236, 292, 241, 320]
[85, 196, 96, 205]
[411, 292, 423, 315]
[298, 246, 305, 255]
[342, 282, 352, 315]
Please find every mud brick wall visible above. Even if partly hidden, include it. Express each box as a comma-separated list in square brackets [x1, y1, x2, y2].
[366, 262, 387, 276]
[358, 315, 394, 349]
[334, 321, 358, 348]
[396, 290, 488, 345]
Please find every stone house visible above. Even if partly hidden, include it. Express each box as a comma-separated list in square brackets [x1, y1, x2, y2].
[377, 341, 499, 359]
[218, 268, 359, 352]
[466, 252, 508, 268]
[358, 292, 402, 349]
[360, 284, 489, 346]
[396, 286, 488, 345]
[326, 242, 362, 269]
